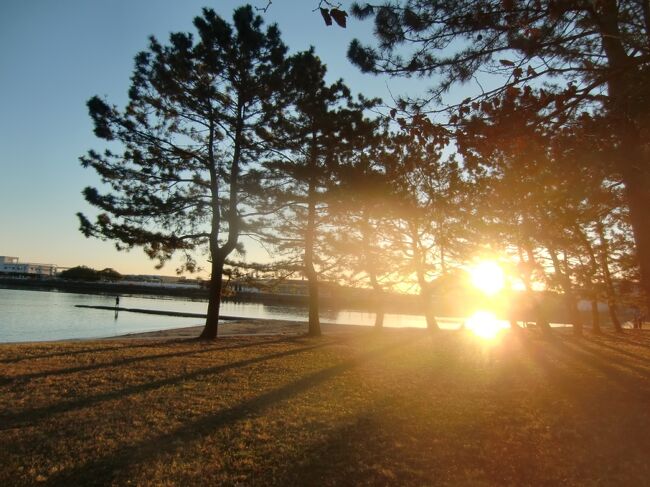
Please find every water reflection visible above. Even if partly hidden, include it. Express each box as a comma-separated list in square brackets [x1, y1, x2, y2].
[1, 288, 457, 342]
[464, 311, 509, 340]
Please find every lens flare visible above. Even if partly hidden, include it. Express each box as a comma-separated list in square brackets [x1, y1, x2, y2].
[465, 311, 505, 340]
[470, 260, 505, 295]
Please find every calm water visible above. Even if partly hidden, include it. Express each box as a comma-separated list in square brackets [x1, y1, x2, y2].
[0, 287, 465, 343]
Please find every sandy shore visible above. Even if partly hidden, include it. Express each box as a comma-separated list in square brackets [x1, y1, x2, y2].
[112, 318, 369, 339]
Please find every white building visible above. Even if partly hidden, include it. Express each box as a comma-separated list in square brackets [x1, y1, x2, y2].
[0, 256, 57, 277]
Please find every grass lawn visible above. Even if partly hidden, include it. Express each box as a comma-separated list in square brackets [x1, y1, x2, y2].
[2, 328, 650, 486]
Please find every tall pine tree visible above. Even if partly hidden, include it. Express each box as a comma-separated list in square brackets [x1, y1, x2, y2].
[259, 49, 380, 336]
[78, 6, 287, 339]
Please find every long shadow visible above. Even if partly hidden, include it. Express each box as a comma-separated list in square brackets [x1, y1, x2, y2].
[608, 333, 650, 350]
[0, 340, 338, 431]
[574, 337, 650, 365]
[0, 334, 309, 365]
[0, 341, 177, 364]
[43, 336, 414, 486]
[555, 338, 650, 379]
[542, 337, 650, 397]
[1, 336, 309, 384]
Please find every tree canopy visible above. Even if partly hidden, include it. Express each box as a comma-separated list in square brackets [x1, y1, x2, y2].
[348, 0, 650, 313]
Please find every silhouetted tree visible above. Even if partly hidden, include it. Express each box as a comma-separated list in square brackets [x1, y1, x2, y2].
[382, 130, 472, 330]
[78, 6, 287, 339]
[259, 49, 380, 336]
[456, 87, 638, 334]
[349, 0, 650, 314]
[327, 125, 397, 328]
[455, 88, 585, 334]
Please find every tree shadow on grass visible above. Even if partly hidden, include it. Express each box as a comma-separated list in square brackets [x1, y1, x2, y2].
[42, 335, 415, 486]
[606, 331, 650, 350]
[1, 336, 310, 385]
[532, 336, 650, 399]
[567, 337, 650, 372]
[579, 335, 650, 363]
[504, 336, 650, 485]
[0, 339, 341, 431]
[0, 333, 311, 364]
[271, 413, 408, 487]
[0, 341, 178, 364]
[554, 337, 650, 378]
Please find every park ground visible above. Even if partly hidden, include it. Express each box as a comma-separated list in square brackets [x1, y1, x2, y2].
[2, 324, 650, 486]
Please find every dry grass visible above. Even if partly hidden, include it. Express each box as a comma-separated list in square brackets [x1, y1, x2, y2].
[2, 328, 650, 486]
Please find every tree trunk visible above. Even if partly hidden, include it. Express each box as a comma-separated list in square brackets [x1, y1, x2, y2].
[423, 294, 439, 331]
[408, 221, 439, 331]
[595, 222, 623, 332]
[608, 303, 622, 332]
[537, 309, 552, 335]
[565, 294, 583, 336]
[199, 100, 243, 340]
[374, 298, 385, 329]
[304, 170, 321, 337]
[306, 271, 321, 336]
[597, 1, 650, 315]
[573, 223, 603, 335]
[532, 292, 552, 336]
[590, 297, 602, 334]
[620, 162, 650, 315]
[549, 247, 583, 336]
[372, 285, 385, 329]
[521, 243, 552, 335]
[361, 209, 384, 330]
[200, 257, 225, 339]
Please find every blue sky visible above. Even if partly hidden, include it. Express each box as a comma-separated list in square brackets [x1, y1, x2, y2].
[0, 0, 433, 276]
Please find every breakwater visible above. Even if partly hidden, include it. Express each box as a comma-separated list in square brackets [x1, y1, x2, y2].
[75, 304, 240, 320]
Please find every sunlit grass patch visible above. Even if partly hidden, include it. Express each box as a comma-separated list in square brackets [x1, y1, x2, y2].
[2, 330, 650, 485]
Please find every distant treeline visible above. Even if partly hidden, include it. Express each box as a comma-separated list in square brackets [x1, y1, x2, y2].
[58, 266, 123, 282]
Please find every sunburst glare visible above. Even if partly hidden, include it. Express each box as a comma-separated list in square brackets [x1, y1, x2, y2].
[465, 311, 507, 340]
[470, 260, 505, 295]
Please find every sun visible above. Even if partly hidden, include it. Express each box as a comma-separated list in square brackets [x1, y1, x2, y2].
[470, 260, 505, 295]
[465, 311, 505, 340]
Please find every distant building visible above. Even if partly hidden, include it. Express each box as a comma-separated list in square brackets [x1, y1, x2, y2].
[123, 274, 200, 284]
[0, 256, 57, 277]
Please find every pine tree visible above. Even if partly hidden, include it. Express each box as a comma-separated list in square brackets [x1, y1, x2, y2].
[327, 124, 397, 328]
[259, 49, 380, 336]
[78, 6, 287, 339]
[382, 130, 472, 330]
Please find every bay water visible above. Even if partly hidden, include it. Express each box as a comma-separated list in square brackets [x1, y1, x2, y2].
[0, 287, 462, 343]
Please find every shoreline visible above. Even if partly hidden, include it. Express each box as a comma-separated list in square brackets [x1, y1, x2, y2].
[110, 318, 372, 340]
[0, 319, 371, 346]
[95, 318, 647, 341]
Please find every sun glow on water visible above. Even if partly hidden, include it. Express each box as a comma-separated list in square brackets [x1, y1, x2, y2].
[465, 311, 506, 340]
[470, 260, 505, 295]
